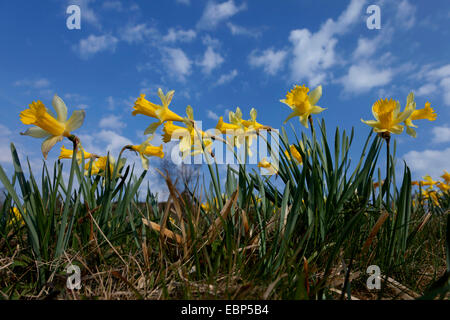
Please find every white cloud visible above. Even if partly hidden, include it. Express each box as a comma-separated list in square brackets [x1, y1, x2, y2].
[426, 64, 450, 79]
[106, 96, 115, 110]
[76, 34, 118, 59]
[102, 0, 123, 11]
[416, 83, 437, 97]
[202, 35, 221, 48]
[432, 125, 450, 144]
[289, 0, 366, 86]
[340, 63, 392, 93]
[420, 64, 450, 106]
[79, 130, 133, 156]
[120, 24, 156, 44]
[352, 28, 392, 60]
[197, 0, 246, 30]
[197, 46, 224, 74]
[99, 115, 126, 130]
[163, 28, 196, 43]
[440, 77, 450, 106]
[396, 0, 416, 29]
[216, 69, 238, 85]
[249, 49, 287, 75]
[403, 147, 450, 180]
[162, 47, 192, 80]
[227, 22, 260, 37]
[207, 110, 219, 120]
[14, 78, 50, 89]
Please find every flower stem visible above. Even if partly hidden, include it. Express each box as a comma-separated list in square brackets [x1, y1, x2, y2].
[308, 116, 315, 138]
[68, 134, 80, 153]
[384, 133, 391, 212]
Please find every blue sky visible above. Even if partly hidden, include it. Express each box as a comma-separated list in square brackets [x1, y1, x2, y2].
[0, 0, 449, 197]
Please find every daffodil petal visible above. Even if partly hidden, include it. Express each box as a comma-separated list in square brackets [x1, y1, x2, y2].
[300, 115, 309, 128]
[396, 105, 414, 123]
[140, 153, 149, 170]
[283, 110, 300, 124]
[250, 108, 257, 122]
[390, 124, 404, 134]
[310, 106, 326, 114]
[52, 94, 68, 123]
[65, 110, 85, 133]
[308, 85, 322, 106]
[186, 105, 194, 120]
[406, 126, 417, 137]
[144, 121, 162, 135]
[41, 135, 63, 159]
[165, 90, 175, 107]
[21, 127, 51, 138]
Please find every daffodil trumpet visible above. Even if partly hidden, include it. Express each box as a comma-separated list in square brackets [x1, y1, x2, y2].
[120, 136, 165, 170]
[132, 88, 187, 135]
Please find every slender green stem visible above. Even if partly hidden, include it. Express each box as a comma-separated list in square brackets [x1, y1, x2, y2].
[308, 116, 315, 138]
[385, 134, 391, 212]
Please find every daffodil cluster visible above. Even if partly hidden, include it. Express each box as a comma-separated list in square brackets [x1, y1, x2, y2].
[412, 171, 449, 206]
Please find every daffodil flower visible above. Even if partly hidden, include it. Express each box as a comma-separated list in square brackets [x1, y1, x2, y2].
[241, 108, 270, 132]
[162, 106, 212, 158]
[85, 155, 126, 179]
[284, 144, 304, 165]
[402, 92, 437, 137]
[59, 145, 97, 163]
[20, 94, 85, 159]
[361, 98, 413, 135]
[442, 170, 450, 184]
[7, 207, 25, 227]
[436, 182, 449, 193]
[422, 189, 439, 206]
[132, 88, 185, 135]
[225, 107, 264, 157]
[421, 175, 438, 187]
[258, 157, 278, 175]
[216, 116, 241, 134]
[280, 84, 325, 128]
[130, 137, 164, 170]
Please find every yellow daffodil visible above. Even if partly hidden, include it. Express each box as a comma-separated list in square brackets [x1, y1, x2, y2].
[284, 144, 304, 165]
[7, 207, 25, 227]
[441, 170, 450, 184]
[201, 202, 211, 212]
[403, 92, 437, 137]
[223, 107, 261, 157]
[201, 194, 226, 212]
[162, 106, 212, 158]
[216, 116, 241, 134]
[132, 88, 185, 134]
[85, 155, 126, 179]
[361, 98, 413, 135]
[59, 145, 97, 163]
[436, 182, 449, 193]
[239, 108, 270, 132]
[280, 84, 325, 128]
[130, 137, 164, 170]
[422, 189, 439, 206]
[421, 175, 438, 187]
[20, 94, 85, 159]
[258, 158, 278, 175]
